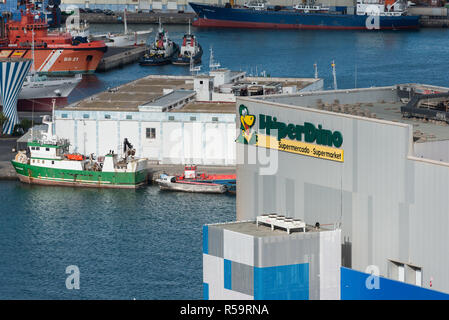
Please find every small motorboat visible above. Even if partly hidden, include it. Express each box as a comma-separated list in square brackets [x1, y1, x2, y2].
[139, 19, 179, 66]
[155, 174, 227, 194]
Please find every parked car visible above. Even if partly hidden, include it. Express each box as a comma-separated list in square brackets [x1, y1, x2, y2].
[92, 8, 103, 14]
[84, 8, 93, 13]
[78, 8, 86, 13]
[103, 9, 114, 15]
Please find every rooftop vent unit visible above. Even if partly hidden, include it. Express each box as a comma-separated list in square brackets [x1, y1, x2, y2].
[256, 214, 306, 234]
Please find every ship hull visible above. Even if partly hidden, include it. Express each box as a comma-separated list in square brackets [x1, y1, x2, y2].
[139, 43, 180, 66]
[0, 46, 107, 75]
[17, 97, 68, 112]
[11, 161, 149, 188]
[156, 179, 227, 193]
[189, 3, 421, 30]
[172, 45, 203, 65]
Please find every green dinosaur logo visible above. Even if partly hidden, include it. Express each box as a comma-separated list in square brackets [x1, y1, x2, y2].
[236, 104, 257, 145]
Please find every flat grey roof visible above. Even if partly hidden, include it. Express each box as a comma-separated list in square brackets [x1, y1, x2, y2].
[60, 76, 194, 111]
[209, 221, 328, 238]
[251, 84, 449, 142]
[304, 101, 449, 143]
[141, 90, 195, 107]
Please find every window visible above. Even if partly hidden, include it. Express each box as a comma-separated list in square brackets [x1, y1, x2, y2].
[406, 265, 422, 287]
[36, 147, 40, 150]
[86, 55, 93, 62]
[200, 80, 203, 84]
[126, 115, 132, 120]
[104, 114, 111, 119]
[190, 116, 197, 121]
[62, 114, 68, 118]
[212, 117, 219, 122]
[31, 147, 35, 150]
[389, 260, 405, 282]
[52, 161, 54, 165]
[83, 114, 89, 119]
[168, 116, 175, 121]
[146, 128, 156, 139]
[46, 148, 50, 151]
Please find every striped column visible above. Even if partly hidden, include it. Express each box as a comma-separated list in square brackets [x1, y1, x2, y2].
[0, 58, 32, 135]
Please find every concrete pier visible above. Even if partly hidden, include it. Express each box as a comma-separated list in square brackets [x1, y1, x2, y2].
[0, 138, 18, 180]
[96, 46, 148, 72]
[80, 12, 196, 24]
[420, 17, 449, 28]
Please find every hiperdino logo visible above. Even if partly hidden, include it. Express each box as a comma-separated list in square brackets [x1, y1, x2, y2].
[259, 114, 343, 148]
[236, 104, 257, 145]
[236, 105, 344, 162]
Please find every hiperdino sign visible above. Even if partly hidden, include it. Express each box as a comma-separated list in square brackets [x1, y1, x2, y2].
[236, 105, 344, 162]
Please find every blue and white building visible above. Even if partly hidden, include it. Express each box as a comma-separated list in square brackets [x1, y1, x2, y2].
[203, 83, 449, 300]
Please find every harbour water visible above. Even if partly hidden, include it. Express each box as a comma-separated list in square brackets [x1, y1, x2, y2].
[70, 25, 449, 104]
[3, 24, 449, 299]
[0, 181, 235, 299]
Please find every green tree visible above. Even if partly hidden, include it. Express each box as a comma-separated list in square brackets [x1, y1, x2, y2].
[0, 112, 7, 134]
[20, 119, 33, 132]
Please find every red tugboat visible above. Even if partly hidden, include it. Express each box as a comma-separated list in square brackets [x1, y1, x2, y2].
[0, 2, 107, 75]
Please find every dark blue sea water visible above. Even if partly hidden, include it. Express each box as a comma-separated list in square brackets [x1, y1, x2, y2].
[2, 25, 449, 299]
[69, 25, 449, 104]
[0, 181, 235, 299]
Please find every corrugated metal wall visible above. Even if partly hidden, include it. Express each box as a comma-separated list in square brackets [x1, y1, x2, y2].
[203, 223, 340, 300]
[235, 91, 449, 295]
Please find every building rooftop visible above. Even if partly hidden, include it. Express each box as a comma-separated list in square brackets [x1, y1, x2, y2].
[253, 84, 449, 143]
[139, 89, 196, 111]
[60, 75, 195, 112]
[244, 76, 314, 90]
[171, 102, 235, 113]
[60, 73, 321, 115]
[209, 221, 330, 238]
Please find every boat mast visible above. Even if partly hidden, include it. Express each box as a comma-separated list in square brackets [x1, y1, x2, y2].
[209, 47, 220, 71]
[124, 8, 128, 35]
[51, 98, 56, 136]
[314, 62, 318, 79]
[31, 26, 35, 76]
[331, 60, 337, 90]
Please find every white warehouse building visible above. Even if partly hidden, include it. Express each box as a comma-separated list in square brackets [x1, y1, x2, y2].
[54, 73, 322, 165]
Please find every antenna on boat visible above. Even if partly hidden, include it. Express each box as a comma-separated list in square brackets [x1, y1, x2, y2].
[209, 47, 220, 71]
[314, 62, 318, 79]
[124, 8, 128, 35]
[158, 17, 163, 33]
[51, 98, 56, 136]
[331, 60, 337, 90]
[190, 55, 201, 75]
[31, 26, 35, 76]
[188, 19, 191, 35]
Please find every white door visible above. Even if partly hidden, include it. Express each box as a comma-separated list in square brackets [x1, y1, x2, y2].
[415, 269, 422, 286]
[398, 265, 405, 282]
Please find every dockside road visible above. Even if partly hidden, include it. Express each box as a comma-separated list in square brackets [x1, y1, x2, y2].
[0, 137, 18, 180]
[80, 12, 196, 24]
